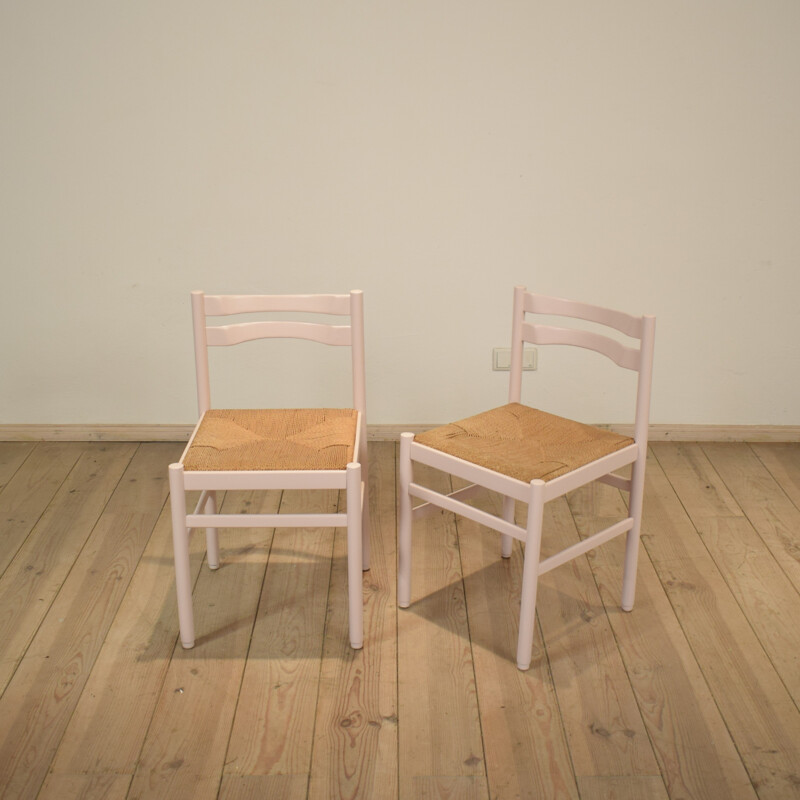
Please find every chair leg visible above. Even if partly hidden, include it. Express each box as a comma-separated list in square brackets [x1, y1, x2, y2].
[360, 440, 371, 572]
[501, 495, 514, 558]
[397, 433, 414, 609]
[517, 480, 546, 670]
[621, 454, 646, 611]
[346, 463, 364, 649]
[169, 464, 195, 649]
[205, 490, 220, 570]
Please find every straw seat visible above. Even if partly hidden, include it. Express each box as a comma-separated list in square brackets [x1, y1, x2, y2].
[415, 402, 633, 484]
[183, 408, 359, 472]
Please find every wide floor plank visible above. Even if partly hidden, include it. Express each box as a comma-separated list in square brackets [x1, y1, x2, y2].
[0, 443, 179, 800]
[127, 487, 283, 799]
[654, 443, 800, 705]
[625, 448, 798, 798]
[705, 442, 800, 591]
[0, 442, 35, 492]
[752, 442, 800, 508]
[397, 464, 486, 798]
[576, 775, 669, 800]
[568, 467, 760, 800]
[218, 774, 310, 799]
[0, 443, 136, 694]
[43, 491, 206, 784]
[535, 499, 658, 780]
[0, 441, 88, 576]
[221, 489, 337, 779]
[308, 442, 399, 800]
[37, 773, 132, 800]
[455, 493, 579, 799]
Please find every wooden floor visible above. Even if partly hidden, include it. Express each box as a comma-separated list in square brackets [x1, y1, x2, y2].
[0, 440, 799, 799]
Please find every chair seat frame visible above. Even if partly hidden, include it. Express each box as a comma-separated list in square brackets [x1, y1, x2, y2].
[398, 285, 655, 670]
[169, 290, 369, 652]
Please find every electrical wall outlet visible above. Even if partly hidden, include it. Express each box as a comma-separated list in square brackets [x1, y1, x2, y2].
[492, 347, 537, 371]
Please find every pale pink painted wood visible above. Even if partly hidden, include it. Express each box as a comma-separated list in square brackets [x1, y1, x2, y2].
[501, 495, 514, 558]
[521, 321, 642, 370]
[538, 518, 634, 576]
[523, 289, 644, 337]
[185, 512, 347, 528]
[409, 439, 532, 502]
[205, 320, 353, 347]
[398, 285, 656, 670]
[204, 292, 352, 316]
[517, 479, 545, 669]
[541, 444, 639, 502]
[508, 285, 526, 403]
[191, 292, 211, 415]
[408, 482, 525, 542]
[345, 462, 364, 649]
[623, 312, 656, 610]
[598, 472, 632, 492]
[203, 491, 219, 570]
[168, 463, 194, 649]
[397, 433, 414, 609]
[169, 289, 370, 652]
[181, 468, 350, 491]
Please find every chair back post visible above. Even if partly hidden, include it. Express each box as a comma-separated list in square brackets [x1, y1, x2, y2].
[508, 285, 527, 404]
[633, 315, 657, 449]
[350, 290, 367, 416]
[191, 291, 212, 415]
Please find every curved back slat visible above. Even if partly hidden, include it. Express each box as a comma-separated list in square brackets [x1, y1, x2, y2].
[206, 321, 352, 347]
[523, 292, 643, 338]
[204, 293, 352, 316]
[521, 322, 641, 371]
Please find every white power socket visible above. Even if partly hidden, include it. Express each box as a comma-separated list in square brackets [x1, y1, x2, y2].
[492, 347, 537, 371]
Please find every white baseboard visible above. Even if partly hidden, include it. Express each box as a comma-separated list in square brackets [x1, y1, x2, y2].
[0, 424, 196, 442]
[0, 423, 798, 443]
[602, 424, 800, 443]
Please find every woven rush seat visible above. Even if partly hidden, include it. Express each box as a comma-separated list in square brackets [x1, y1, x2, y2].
[182, 408, 359, 471]
[415, 402, 634, 483]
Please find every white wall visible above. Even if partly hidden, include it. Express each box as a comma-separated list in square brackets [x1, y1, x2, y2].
[2, 1, 798, 427]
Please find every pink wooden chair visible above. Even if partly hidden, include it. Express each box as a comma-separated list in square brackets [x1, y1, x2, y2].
[398, 286, 655, 670]
[169, 290, 370, 650]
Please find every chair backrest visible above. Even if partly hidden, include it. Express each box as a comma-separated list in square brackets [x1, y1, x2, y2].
[508, 285, 655, 444]
[190, 290, 366, 417]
